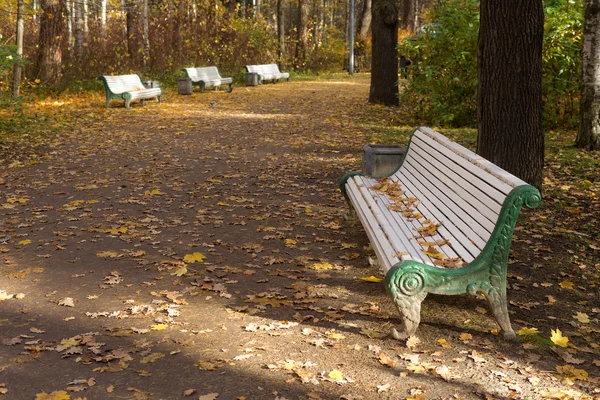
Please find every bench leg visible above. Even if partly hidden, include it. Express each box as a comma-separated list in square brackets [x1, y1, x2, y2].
[140, 99, 145, 106]
[125, 98, 131, 109]
[105, 97, 111, 108]
[483, 285, 516, 340]
[386, 265, 429, 339]
[157, 95, 161, 103]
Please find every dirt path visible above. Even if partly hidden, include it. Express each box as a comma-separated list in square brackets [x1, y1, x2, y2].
[0, 75, 597, 400]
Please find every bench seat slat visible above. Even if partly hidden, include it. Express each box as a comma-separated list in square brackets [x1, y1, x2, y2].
[360, 176, 462, 263]
[395, 167, 488, 253]
[346, 179, 401, 271]
[381, 174, 479, 263]
[401, 158, 496, 241]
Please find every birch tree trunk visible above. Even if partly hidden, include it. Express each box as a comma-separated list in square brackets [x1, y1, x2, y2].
[576, 0, 600, 150]
[83, 0, 89, 32]
[101, 0, 107, 35]
[477, 0, 544, 189]
[356, 0, 371, 40]
[74, 0, 84, 56]
[142, 0, 150, 67]
[277, 0, 285, 61]
[296, 0, 309, 67]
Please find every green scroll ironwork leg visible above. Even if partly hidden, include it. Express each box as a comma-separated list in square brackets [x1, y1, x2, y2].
[468, 282, 516, 340]
[386, 265, 429, 340]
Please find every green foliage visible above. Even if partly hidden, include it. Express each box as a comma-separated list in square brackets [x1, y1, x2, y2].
[399, 0, 480, 127]
[543, 0, 583, 129]
[399, 0, 584, 129]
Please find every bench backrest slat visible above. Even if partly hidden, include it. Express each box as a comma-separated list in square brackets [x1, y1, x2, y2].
[184, 67, 221, 81]
[419, 127, 524, 192]
[102, 74, 145, 94]
[405, 139, 502, 223]
[246, 64, 282, 74]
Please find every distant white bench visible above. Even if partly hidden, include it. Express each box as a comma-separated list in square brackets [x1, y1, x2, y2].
[98, 74, 161, 109]
[182, 66, 233, 92]
[245, 64, 290, 84]
[341, 127, 541, 340]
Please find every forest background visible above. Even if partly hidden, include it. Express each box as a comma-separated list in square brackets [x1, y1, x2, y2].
[0, 0, 585, 131]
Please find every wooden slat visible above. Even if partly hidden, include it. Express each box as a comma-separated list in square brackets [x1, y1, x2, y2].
[402, 151, 497, 236]
[406, 139, 506, 216]
[413, 128, 515, 196]
[419, 127, 529, 188]
[346, 179, 401, 271]
[360, 176, 460, 263]
[384, 174, 478, 263]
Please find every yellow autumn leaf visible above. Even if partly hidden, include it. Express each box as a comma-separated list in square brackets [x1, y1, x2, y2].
[573, 312, 590, 324]
[516, 327, 539, 336]
[328, 369, 344, 381]
[35, 391, 71, 400]
[556, 364, 589, 381]
[171, 265, 188, 276]
[144, 189, 163, 196]
[305, 206, 313, 213]
[96, 251, 118, 257]
[422, 246, 445, 260]
[183, 252, 206, 263]
[326, 332, 346, 340]
[0, 291, 13, 301]
[104, 226, 127, 235]
[60, 337, 81, 347]
[63, 200, 84, 208]
[312, 262, 333, 270]
[551, 329, 569, 348]
[150, 324, 168, 331]
[359, 275, 383, 283]
[285, 239, 297, 245]
[18, 239, 32, 245]
[559, 280, 574, 289]
[7, 196, 29, 204]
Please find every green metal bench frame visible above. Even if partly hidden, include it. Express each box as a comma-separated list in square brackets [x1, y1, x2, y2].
[340, 127, 541, 340]
[98, 74, 162, 109]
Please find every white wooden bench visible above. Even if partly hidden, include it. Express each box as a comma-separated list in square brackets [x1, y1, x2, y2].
[340, 127, 541, 340]
[98, 74, 162, 109]
[245, 64, 290, 84]
[182, 66, 233, 92]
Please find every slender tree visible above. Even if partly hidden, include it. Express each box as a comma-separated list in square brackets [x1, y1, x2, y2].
[142, 0, 150, 67]
[356, 0, 372, 40]
[277, 0, 285, 61]
[369, 0, 399, 105]
[37, 0, 66, 83]
[477, 0, 544, 189]
[296, 0, 309, 67]
[576, 0, 600, 150]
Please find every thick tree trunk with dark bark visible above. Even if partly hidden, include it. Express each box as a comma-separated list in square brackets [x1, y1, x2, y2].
[477, 0, 544, 189]
[401, 0, 415, 33]
[37, 0, 66, 83]
[576, 0, 600, 151]
[369, 0, 399, 105]
[126, 0, 137, 56]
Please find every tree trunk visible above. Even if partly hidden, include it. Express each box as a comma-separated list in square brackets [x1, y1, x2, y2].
[126, 0, 136, 56]
[576, 0, 600, 150]
[477, 0, 544, 189]
[369, 0, 399, 105]
[142, 0, 150, 67]
[101, 0, 107, 35]
[296, 0, 309, 67]
[74, 0, 83, 56]
[277, 0, 285, 61]
[37, 0, 66, 83]
[356, 0, 371, 41]
[400, 0, 414, 33]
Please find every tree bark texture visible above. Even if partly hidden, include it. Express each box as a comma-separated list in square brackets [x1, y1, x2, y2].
[356, 0, 371, 41]
[74, 0, 83, 56]
[296, 0, 309, 67]
[126, 0, 137, 56]
[369, 0, 399, 105]
[277, 0, 285, 60]
[400, 0, 414, 32]
[142, 0, 150, 67]
[37, 0, 66, 83]
[477, 0, 544, 189]
[576, 0, 600, 150]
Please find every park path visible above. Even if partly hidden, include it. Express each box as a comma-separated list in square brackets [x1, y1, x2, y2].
[0, 75, 596, 400]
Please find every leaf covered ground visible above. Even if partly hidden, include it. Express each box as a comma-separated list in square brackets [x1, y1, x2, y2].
[0, 74, 599, 400]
